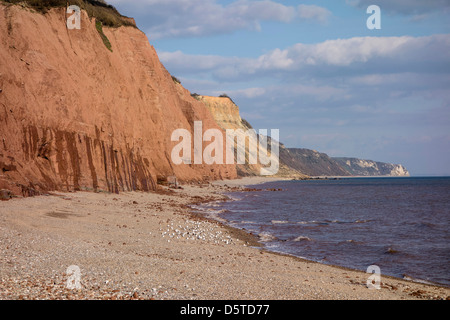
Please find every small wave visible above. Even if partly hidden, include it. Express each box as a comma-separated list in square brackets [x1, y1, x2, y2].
[188, 204, 204, 210]
[258, 232, 276, 242]
[293, 236, 312, 242]
[225, 195, 244, 201]
[202, 208, 230, 215]
[327, 220, 353, 224]
[240, 220, 257, 224]
[296, 220, 330, 227]
[338, 239, 364, 245]
[204, 203, 221, 208]
[199, 210, 229, 223]
[323, 219, 372, 224]
[402, 275, 436, 286]
[271, 220, 290, 224]
[297, 220, 319, 224]
[354, 219, 372, 224]
[296, 219, 371, 226]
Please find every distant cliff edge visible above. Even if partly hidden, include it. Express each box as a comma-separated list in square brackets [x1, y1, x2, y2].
[200, 95, 410, 178]
[332, 157, 410, 177]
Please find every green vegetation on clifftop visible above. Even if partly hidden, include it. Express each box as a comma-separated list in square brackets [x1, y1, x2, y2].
[2, 0, 135, 28]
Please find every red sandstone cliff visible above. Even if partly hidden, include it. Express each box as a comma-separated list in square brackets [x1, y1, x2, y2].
[0, 4, 236, 197]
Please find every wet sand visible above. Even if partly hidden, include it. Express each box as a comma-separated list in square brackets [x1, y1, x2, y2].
[0, 177, 448, 300]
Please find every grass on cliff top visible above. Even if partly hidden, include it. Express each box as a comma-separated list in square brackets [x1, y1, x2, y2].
[2, 0, 136, 28]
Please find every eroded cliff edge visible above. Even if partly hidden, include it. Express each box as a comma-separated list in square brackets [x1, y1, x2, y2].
[0, 4, 236, 196]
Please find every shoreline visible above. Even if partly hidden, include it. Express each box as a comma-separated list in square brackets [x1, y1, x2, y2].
[209, 176, 450, 290]
[0, 179, 449, 300]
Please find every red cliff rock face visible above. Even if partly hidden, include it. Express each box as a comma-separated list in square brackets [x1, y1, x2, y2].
[0, 5, 236, 196]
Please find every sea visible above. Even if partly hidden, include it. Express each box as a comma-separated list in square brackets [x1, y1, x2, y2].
[194, 177, 450, 287]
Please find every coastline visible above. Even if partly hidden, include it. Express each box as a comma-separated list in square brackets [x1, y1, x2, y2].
[210, 176, 450, 290]
[0, 179, 448, 300]
[211, 176, 292, 187]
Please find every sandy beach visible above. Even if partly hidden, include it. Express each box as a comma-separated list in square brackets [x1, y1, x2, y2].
[0, 176, 448, 300]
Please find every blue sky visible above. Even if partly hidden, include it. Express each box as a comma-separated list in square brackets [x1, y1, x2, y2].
[108, 0, 450, 176]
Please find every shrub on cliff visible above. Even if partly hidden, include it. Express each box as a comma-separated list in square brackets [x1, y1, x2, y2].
[241, 118, 253, 130]
[219, 93, 236, 105]
[191, 93, 201, 101]
[2, 0, 135, 28]
[171, 76, 181, 85]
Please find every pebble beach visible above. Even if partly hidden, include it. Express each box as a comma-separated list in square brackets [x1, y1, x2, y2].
[0, 177, 449, 300]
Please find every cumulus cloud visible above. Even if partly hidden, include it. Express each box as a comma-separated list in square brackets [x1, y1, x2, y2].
[108, 0, 331, 39]
[230, 87, 267, 99]
[159, 34, 450, 80]
[222, 83, 347, 102]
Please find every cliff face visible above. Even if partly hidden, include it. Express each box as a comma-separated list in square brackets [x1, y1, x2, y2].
[0, 5, 236, 196]
[282, 148, 351, 177]
[197, 96, 245, 131]
[281, 150, 410, 177]
[199, 95, 265, 176]
[199, 95, 308, 178]
[333, 158, 410, 177]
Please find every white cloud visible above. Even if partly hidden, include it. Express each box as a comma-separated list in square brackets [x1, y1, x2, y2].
[297, 4, 332, 24]
[223, 83, 346, 101]
[288, 36, 418, 67]
[158, 34, 450, 135]
[159, 34, 450, 79]
[229, 0, 297, 23]
[256, 48, 294, 69]
[222, 87, 267, 99]
[109, 0, 331, 39]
